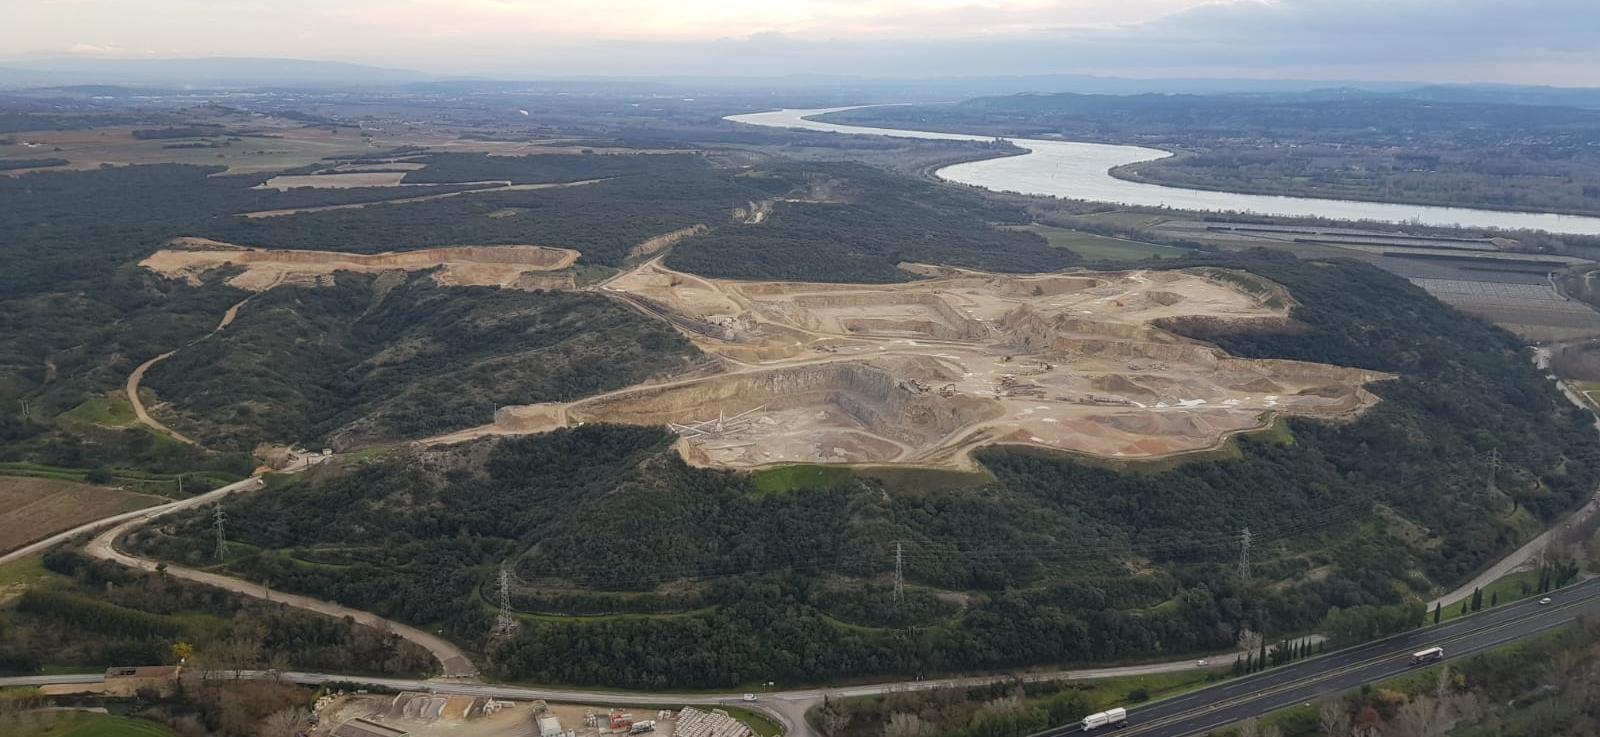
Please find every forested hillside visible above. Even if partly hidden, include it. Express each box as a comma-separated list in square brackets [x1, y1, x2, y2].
[198, 161, 757, 267]
[126, 255, 1598, 687]
[0, 164, 470, 476]
[142, 273, 700, 450]
[0, 150, 1073, 481]
[0, 549, 434, 677]
[666, 162, 1077, 282]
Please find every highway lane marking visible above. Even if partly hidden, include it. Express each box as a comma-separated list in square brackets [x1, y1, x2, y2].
[1105, 594, 1599, 737]
[1149, 617, 1574, 737]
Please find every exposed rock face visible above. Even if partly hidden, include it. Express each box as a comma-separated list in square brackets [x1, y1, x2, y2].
[529, 264, 1391, 469]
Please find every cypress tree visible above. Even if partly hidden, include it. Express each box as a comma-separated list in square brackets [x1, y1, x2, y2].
[1433, 602, 1441, 624]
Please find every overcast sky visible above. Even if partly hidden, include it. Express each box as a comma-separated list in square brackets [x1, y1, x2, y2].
[7, 0, 1599, 85]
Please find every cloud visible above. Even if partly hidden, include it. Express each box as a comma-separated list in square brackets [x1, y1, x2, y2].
[64, 43, 129, 55]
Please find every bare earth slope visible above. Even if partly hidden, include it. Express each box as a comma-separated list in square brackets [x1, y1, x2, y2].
[141, 238, 580, 292]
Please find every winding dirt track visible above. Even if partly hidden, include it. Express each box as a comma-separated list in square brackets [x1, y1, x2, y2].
[124, 294, 257, 445]
[236, 178, 609, 218]
[80, 476, 479, 678]
[126, 351, 195, 445]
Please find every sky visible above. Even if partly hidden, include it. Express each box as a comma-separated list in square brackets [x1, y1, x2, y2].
[6, 0, 1600, 85]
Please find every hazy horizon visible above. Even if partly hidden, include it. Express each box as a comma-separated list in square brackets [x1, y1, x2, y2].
[6, 0, 1599, 87]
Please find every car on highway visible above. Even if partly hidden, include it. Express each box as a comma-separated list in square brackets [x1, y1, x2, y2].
[1540, 597, 1553, 605]
[1195, 659, 1208, 667]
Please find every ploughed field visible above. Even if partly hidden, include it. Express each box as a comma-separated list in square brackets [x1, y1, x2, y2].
[0, 477, 163, 555]
[472, 262, 1387, 468]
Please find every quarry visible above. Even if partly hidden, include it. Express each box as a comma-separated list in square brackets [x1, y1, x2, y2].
[454, 260, 1390, 469]
[140, 238, 581, 291]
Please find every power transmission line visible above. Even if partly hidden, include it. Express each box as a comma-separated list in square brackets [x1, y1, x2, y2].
[1237, 527, 1253, 585]
[893, 541, 904, 606]
[212, 505, 227, 562]
[491, 563, 520, 640]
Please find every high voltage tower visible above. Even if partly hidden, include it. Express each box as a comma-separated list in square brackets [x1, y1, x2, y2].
[212, 505, 227, 562]
[893, 542, 905, 605]
[1237, 527, 1253, 585]
[1486, 448, 1502, 495]
[491, 564, 519, 640]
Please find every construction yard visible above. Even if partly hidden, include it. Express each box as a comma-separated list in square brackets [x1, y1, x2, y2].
[316, 692, 760, 737]
[460, 261, 1388, 469]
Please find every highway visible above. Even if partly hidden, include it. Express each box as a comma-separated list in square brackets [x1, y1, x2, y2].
[1031, 576, 1600, 737]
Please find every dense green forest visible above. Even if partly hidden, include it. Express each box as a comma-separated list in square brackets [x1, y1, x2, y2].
[826, 94, 1600, 216]
[200, 163, 752, 266]
[0, 549, 433, 677]
[0, 157, 66, 171]
[666, 162, 1076, 282]
[125, 255, 1598, 687]
[402, 151, 703, 184]
[142, 273, 700, 450]
[0, 159, 695, 472]
[200, 159, 1071, 280]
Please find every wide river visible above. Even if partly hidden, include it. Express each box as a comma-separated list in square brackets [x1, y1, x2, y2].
[727, 107, 1600, 236]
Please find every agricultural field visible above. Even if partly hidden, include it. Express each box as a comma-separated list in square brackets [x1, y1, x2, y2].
[0, 477, 162, 554]
[1408, 278, 1600, 341]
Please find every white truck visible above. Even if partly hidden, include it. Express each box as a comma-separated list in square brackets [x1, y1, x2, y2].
[1410, 646, 1444, 665]
[1081, 707, 1128, 731]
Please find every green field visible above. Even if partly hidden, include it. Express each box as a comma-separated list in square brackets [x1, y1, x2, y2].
[11, 712, 176, 737]
[55, 393, 139, 430]
[749, 464, 994, 498]
[1438, 569, 1546, 622]
[0, 461, 240, 498]
[750, 465, 853, 497]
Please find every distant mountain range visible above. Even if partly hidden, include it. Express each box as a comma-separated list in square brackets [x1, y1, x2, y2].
[1, 57, 1597, 109]
[0, 56, 427, 87]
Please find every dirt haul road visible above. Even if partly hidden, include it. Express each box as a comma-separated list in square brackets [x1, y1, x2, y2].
[82, 477, 478, 678]
[428, 261, 1389, 471]
[124, 292, 261, 445]
[237, 178, 609, 218]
